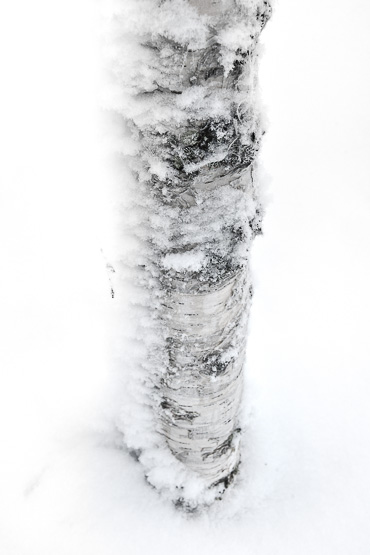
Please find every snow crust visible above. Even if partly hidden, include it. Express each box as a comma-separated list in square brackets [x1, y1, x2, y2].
[162, 251, 206, 271]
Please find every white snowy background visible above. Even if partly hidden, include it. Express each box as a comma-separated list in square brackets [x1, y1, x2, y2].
[1, 0, 370, 553]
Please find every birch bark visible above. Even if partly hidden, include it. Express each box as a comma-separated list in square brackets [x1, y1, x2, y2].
[106, 0, 271, 506]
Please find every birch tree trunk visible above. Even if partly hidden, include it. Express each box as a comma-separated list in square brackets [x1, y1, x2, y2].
[105, 0, 271, 507]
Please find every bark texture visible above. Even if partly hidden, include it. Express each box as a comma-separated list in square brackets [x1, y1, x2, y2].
[105, 0, 271, 505]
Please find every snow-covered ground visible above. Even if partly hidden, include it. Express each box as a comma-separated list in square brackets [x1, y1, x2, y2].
[1, 0, 370, 553]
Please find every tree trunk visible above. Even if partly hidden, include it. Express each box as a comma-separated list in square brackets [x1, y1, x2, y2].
[105, 0, 271, 507]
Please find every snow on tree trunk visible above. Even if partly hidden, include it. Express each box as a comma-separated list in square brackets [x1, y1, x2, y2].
[103, 0, 271, 507]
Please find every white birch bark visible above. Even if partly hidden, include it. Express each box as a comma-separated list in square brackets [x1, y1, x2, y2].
[104, 0, 271, 507]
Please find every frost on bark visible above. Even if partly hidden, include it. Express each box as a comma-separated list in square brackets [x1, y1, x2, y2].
[104, 0, 271, 506]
